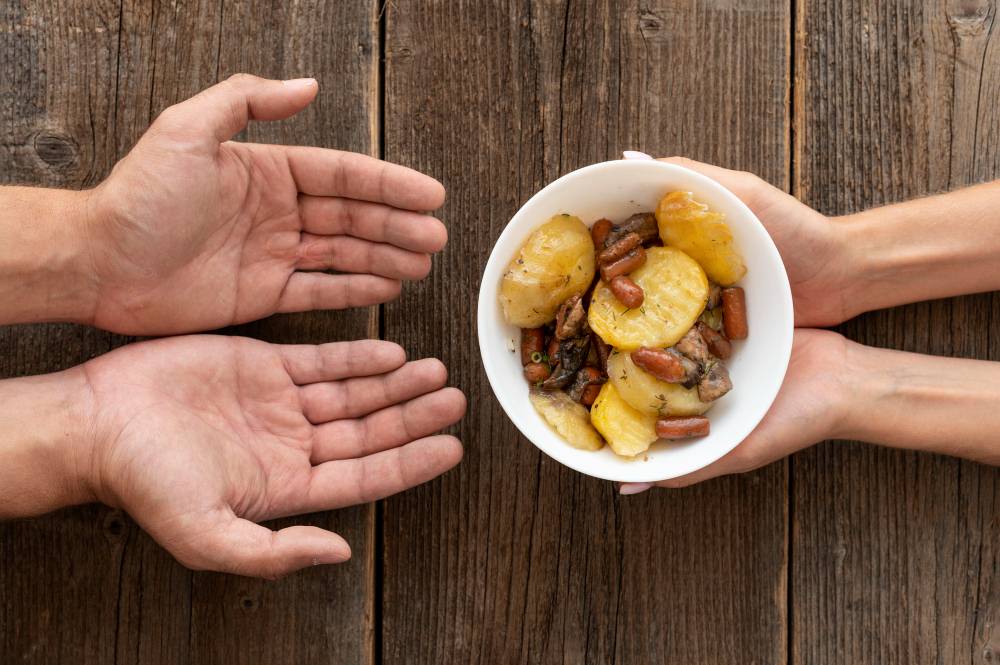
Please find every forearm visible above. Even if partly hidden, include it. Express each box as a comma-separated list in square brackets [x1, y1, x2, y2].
[0, 187, 99, 325]
[0, 368, 99, 518]
[838, 341, 1000, 465]
[841, 180, 1000, 318]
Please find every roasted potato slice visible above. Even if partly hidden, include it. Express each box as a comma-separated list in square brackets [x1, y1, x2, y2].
[529, 388, 604, 451]
[590, 383, 658, 457]
[500, 214, 596, 327]
[607, 350, 710, 417]
[588, 246, 708, 351]
[655, 191, 746, 286]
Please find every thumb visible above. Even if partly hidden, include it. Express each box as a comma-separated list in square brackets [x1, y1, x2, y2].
[158, 73, 319, 144]
[176, 512, 351, 579]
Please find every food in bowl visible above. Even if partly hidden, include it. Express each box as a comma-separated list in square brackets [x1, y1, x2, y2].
[499, 191, 749, 459]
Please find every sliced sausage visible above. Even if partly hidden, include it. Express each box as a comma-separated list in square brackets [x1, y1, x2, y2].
[610, 275, 644, 308]
[631, 347, 700, 385]
[721, 287, 748, 340]
[655, 416, 710, 439]
[591, 218, 613, 250]
[600, 247, 646, 282]
[523, 362, 551, 383]
[521, 327, 545, 365]
[598, 232, 643, 264]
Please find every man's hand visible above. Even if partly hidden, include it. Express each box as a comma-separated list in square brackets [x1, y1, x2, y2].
[82, 74, 447, 334]
[77, 335, 465, 578]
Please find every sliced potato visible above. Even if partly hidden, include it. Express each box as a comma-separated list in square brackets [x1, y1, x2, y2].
[588, 246, 708, 351]
[529, 388, 604, 451]
[590, 383, 658, 458]
[607, 350, 710, 417]
[500, 214, 595, 327]
[655, 191, 746, 286]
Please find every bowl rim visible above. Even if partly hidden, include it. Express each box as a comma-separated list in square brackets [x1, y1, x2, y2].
[476, 158, 793, 481]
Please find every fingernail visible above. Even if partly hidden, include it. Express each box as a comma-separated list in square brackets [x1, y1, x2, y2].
[623, 150, 654, 160]
[619, 482, 654, 495]
[283, 77, 317, 90]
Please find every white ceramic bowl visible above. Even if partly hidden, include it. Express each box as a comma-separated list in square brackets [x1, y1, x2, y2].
[477, 159, 793, 482]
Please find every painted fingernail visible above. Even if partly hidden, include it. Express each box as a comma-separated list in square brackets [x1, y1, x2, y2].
[283, 77, 317, 90]
[619, 482, 654, 495]
[623, 150, 654, 160]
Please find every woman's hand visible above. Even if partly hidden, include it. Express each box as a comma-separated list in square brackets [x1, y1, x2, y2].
[79, 335, 465, 578]
[83, 74, 448, 335]
[619, 329, 851, 493]
[625, 153, 853, 327]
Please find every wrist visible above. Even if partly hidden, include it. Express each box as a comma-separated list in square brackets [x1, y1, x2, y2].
[0, 187, 101, 325]
[0, 368, 101, 518]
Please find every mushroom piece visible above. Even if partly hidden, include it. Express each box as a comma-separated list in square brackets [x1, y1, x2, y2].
[555, 294, 587, 340]
[697, 361, 733, 402]
[541, 335, 592, 390]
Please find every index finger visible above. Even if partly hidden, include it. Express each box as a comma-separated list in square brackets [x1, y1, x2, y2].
[285, 147, 446, 212]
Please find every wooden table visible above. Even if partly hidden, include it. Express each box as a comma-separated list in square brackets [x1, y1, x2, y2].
[1, 1, 998, 662]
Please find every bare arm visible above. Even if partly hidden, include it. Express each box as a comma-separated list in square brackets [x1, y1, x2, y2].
[0, 188, 97, 326]
[842, 180, 1000, 318]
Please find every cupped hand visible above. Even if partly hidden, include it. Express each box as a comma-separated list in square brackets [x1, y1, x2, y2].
[79, 335, 465, 578]
[84, 74, 448, 335]
[628, 154, 852, 327]
[619, 329, 850, 493]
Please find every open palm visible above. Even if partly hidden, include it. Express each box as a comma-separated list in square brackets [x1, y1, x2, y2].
[86, 74, 446, 335]
[82, 335, 465, 577]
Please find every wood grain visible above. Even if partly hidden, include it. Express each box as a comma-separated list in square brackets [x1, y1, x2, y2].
[381, 1, 790, 662]
[793, 1, 1000, 662]
[0, 1, 380, 663]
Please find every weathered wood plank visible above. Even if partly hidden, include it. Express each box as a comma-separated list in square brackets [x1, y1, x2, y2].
[382, 1, 790, 662]
[793, 1, 1000, 662]
[1, 1, 380, 663]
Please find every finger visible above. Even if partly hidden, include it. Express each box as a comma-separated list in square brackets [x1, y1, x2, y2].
[298, 196, 448, 254]
[276, 273, 401, 313]
[654, 156, 773, 208]
[278, 340, 406, 385]
[298, 435, 463, 511]
[284, 148, 446, 211]
[181, 514, 350, 579]
[310, 387, 467, 463]
[299, 358, 448, 424]
[159, 74, 318, 144]
[296, 234, 432, 280]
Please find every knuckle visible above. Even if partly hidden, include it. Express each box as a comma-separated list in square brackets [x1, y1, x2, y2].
[226, 72, 257, 87]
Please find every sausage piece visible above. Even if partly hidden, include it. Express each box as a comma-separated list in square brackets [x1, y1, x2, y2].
[696, 321, 732, 359]
[598, 232, 643, 265]
[610, 275, 644, 308]
[631, 347, 700, 385]
[591, 218, 613, 250]
[721, 287, 748, 340]
[523, 362, 551, 383]
[521, 327, 545, 365]
[600, 247, 647, 282]
[580, 383, 602, 407]
[655, 416, 710, 439]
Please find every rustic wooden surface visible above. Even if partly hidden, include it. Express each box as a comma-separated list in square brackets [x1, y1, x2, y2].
[793, 1, 1000, 663]
[0, 1, 997, 663]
